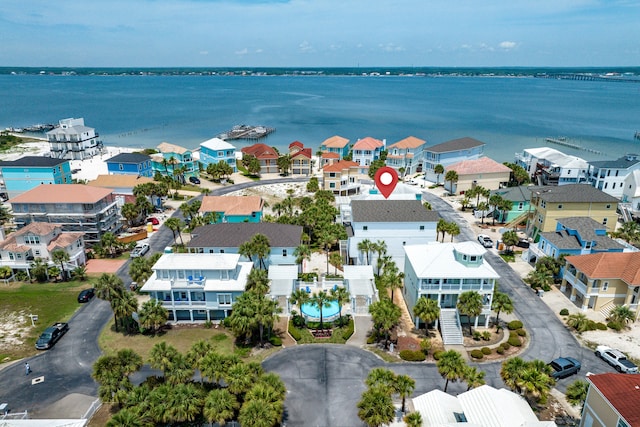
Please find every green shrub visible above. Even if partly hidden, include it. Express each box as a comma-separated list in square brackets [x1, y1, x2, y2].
[367, 332, 378, 344]
[481, 347, 492, 355]
[291, 312, 306, 328]
[222, 317, 232, 328]
[470, 349, 484, 359]
[507, 320, 523, 330]
[288, 321, 302, 341]
[342, 319, 355, 340]
[596, 322, 608, 331]
[542, 284, 551, 292]
[501, 342, 511, 350]
[482, 331, 492, 341]
[608, 321, 623, 331]
[472, 330, 482, 341]
[496, 346, 505, 354]
[516, 328, 527, 337]
[433, 350, 445, 360]
[400, 350, 426, 362]
[586, 320, 598, 332]
[559, 308, 569, 316]
[508, 336, 522, 347]
[298, 272, 318, 281]
[203, 320, 213, 329]
[269, 335, 282, 346]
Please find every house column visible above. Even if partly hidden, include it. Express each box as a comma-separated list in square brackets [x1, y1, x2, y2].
[581, 299, 589, 311]
[570, 287, 577, 301]
[560, 279, 567, 292]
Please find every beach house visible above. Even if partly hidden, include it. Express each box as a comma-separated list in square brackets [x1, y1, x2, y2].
[351, 137, 385, 173]
[186, 223, 303, 268]
[9, 184, 120, 244]
[489, 186, 531, 225]
[622, 169, 640, 218]
[587, 154, 640, 199]
[140, 253, 253, 322]
[580, 373, 640, 427]
[46, 117, 102, 160]
[443, 156, 511, 195]
[288, 141, 313, 176]
[199, 195, 264, 223]
[322, 160, 362, 195]
[199, 137, 237, 173]
[241, 143, 279, 174]
[151, 142, 197, 181]
[106, 152, 153, 177]
[0, 156, 72, 200]
[515, 147, 588, 186]
[87, 175, 155, 206]
[422, 137, 485, 183]
[385, 136, 426, 177]
[319, 135, 350, 159]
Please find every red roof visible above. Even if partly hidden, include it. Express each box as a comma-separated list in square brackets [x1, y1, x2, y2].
[323, 160, 360, 172]
[565, 252, 640, 286]
[320, 135, 350, 148]
[446, 157, 511, 175]
[289, 141, 304, 150]
[321, 152, 339, 159]
[588, 373, 640, 426]
[241, 143, 278, 160]
[291, 148, 312, 160]
[353, 137, 384, 150]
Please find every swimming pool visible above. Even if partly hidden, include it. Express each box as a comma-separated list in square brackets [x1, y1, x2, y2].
[300, 300, 340, 321]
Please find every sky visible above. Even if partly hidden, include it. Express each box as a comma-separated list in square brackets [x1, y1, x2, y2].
[0, 0, 638, 67]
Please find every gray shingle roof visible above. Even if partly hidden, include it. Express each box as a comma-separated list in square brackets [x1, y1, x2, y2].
[491, 186, 531, 202]
[187, 223, 303, 248]
[528, 184, 619, 203]
[589, 155, 640, 170]
[106, 153, 152, 163]
[351, 200, 440, 223]
[0, 156, 68, 167]
[540, 216, 625, 251]
[425, 137, 485, 153]
[556, 217, 605, 241]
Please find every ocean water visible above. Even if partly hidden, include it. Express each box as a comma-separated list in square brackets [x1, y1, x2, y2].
[1, 73, 638, 163]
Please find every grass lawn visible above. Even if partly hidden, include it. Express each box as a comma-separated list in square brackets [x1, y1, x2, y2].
[0, 278, 96, 362]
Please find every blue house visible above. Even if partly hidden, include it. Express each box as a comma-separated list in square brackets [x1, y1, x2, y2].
[0, 156, 72, 199]
[525, 216, 625, 265]
[199, 196, 264, 223]
[151, 142, 197, 180]
[319, 135, 351, 159]
[199, 137, 237, 172]
[423, 137, 485, 183]
[106, 153, 153, 177]
[489, 186, 532, 225]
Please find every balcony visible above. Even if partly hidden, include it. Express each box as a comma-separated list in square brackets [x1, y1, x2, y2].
[563, 270, 587, 295]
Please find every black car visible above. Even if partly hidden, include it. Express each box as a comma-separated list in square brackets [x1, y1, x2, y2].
[35, 322, 69, 350]
[189, 176, 201, 185]
[77, 288, 95, 303]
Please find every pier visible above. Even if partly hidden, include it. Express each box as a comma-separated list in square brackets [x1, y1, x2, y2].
[545, 137, 602, 155]
[217, 124, 275, 140]
[535, 73, 640, 83]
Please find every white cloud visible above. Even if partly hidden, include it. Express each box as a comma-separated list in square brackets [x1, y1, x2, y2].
[299, 41, 314, 53]
[379, 43, 405, 52]
[499, 41, 518, 50]
[199, 50, 209, 55]
[235, 48, 248, 56]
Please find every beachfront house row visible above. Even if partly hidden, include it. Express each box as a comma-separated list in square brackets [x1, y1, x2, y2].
[385, 136, 426, 177]
[0, 222, 85, 279]
[151, 142, 197, 180]
[105, 153, 153, 177]
[524, 217, 626, 265]
[489, 186, 531, 226]
[403, 242, 499, 344]
[199, 195, 264, 223]
[444, 156, 511, 195]
[562, 252, 640, 318]
[241, 143, 279, 174]
[514, 147, 588, 186]
[87, 175, 155, 207]
[345, 199, 439, 269]
[322, 160, 362, 195]
[319, 135, 350, 159]
[413, 385, 556, 427]
[186, 223, 302, 268]
[140, 253, 253, 322]
[587, 154, 640, 200]
[351, 137, 385, 173]
[9, 184, 121, 244]
[288, 141, 313, 176]
[422, 137, 485, 183]
[199, 137, 237, 173]
[525, 184, 619, 241]
[580, 373, 640, 427]
[0, 156, 72, 200]
[46, 117, 102, 160]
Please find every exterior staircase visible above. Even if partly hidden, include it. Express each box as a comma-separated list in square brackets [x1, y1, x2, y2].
[599, 301, 616, 320]
[439, 309, 463, 345]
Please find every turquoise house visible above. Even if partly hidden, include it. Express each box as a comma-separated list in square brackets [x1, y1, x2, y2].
[151, 142, 197, 180]
[0, 156, 72, 199]
[490, 186, 532, 224]
[199, 137, 237, 172]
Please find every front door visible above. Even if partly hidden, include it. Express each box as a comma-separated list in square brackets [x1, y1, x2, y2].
[440, 294, 456, 309]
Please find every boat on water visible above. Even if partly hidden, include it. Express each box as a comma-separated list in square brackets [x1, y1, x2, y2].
[216, 124, 275, 140]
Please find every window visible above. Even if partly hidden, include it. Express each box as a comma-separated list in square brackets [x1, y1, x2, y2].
[282, 249, 287, 257]
[606, 204, 611, 209]
[218, 151, 224, 157]
[419, 225, 425, 230]
[541, 201, 546, 208]
[119, 164, 123, 170]
[220, 249, 225, 253]
[34, 250, 40, 256]
[603, 218, 608, 225]
[363, 226, 368, 231]
[329, 183, 336, 188]
[218, 294, 232, 305]
[329, 172, 336, 178]
[602, 281, 609, 291]
[177, 270, 185, 279]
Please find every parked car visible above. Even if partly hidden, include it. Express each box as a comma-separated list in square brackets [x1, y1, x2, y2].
[35, 322, 69, 350]
[516, 238, 530, 248]
[147, 217, 160, 225]
[77, 288, 95, 303]
[548, 357, 581, 379]
[477, 234, 493, 248]
[595, 345, 638, 373]
[189, 176, 201, 185]
[130, 243, 150, 258]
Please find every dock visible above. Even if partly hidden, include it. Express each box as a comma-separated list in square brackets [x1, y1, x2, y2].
[545, 137, 602, 155]
[216, 124, 275, 141]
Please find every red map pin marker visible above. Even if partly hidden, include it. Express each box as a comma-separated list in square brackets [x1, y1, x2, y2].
[374, 166, 398, 199]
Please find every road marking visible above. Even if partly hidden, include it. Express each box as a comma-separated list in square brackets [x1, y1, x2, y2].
[32, 376, 44, 385]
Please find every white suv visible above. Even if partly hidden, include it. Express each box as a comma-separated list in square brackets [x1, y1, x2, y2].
[595, 345, 638, 373]
[130, 243, 150, 258]
[477, 234, 493, 248]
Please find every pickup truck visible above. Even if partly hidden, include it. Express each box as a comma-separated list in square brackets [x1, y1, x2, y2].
[595, 345, 638, 373]
[548, 357, 581, 379]
[130, 243, 150, 258]
[35, 322, 69, 350]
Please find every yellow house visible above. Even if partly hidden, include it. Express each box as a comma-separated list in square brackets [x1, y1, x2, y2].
[562, 252, 640, 319]
[580, 373, 640, 427]
[525, 184, 619, 240]
[322, 160, 361, 195]
[445, 156, 511, 194]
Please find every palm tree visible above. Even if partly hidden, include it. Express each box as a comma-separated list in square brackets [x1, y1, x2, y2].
[51, 249, 70, 281]
[251, 233, 271, 270]
[165, 353, 194, 386]
[293, 244, 311, 273]
[138, 299, 168, 334]
[164, 217, 184, 245]
[610, 305, 635, 325]
[95, 273, 125, 328]
[357, 239, 373, 265]
[437, 218, 448, 242]
[404, 412, 423, 427]
[489, 194, 503, 225]
[329, 251, 343, 275]
[204, 388, 239, 426]
[502, 229, 519, 254]
[112, 291, 138, 333]
[161, 383, 203, 423]
[245, 268, 270, 295]
[120, 203, 140, 228]
[254, 296, 281, 347]
[413, 297, 440, 333]
[447, 221, 460, 242]
[200, 351, 227, 386]
[71, 265, 87, 281]
[463, 365, 486, 391]
[365, 368, 397, 392]
[310, 290, 334, 330]
[434, 163, 444, 185]
[106, 408, 144, 427]
[369, 298, 401, 348]
[477, 201, 489, 224]
[101, 232, 119, 258]
[524, 268, 553, 291]
[394, 374, 415, 413]
[238, 398, 280, 427]
[436, 350, 466, 392]
[517, 364, 555, 404]
[371, 240, 388, 270]
[239, 240, 255, 264]
[357, 386, 395, 427]
[491, 291, 513, 330]
[382, 263, 404, 302]
[290, 288, 310, 311]
[445, 170, 458, 194]
[224, 362, 256, 395]
[318, 231, 337, 275]
[565, 379, 589, 410]
[149, 342, 180, 377]
[566, 312, 592, 332]
[457, 290, 484, 335]
[500, 357, 527, 393]
[330, 286, 351, 326]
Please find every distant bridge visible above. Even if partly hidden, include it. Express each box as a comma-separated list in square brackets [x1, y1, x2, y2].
[535, 73, 640, 83]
